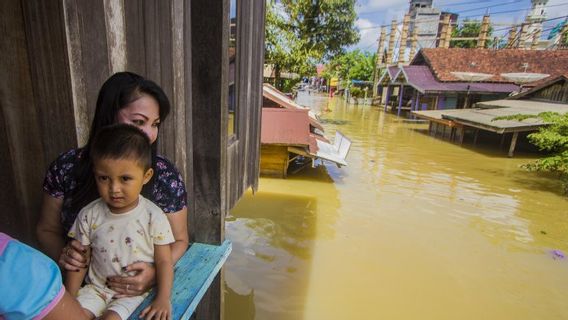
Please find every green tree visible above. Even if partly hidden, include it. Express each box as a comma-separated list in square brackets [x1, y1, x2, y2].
[324, 50, 376, 86]
[495, 112, 568, 191]
[265, 0, 359, 90]
[451, 20, 493, 48]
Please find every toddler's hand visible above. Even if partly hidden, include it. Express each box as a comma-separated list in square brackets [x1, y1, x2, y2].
[140, 297, 171, 320]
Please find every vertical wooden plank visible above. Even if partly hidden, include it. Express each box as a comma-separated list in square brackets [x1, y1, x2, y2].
[191, 0, 229, 319]
[63, 0, 111, 145]
[248, 0, 265, 193]
[22, 0, 77, 160]
[0, 0, 47, 243]
[183, 0, 194, 236]
[124, 0, 147, 75]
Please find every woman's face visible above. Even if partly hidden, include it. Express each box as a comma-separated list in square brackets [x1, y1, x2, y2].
[116, 94, 160, 144]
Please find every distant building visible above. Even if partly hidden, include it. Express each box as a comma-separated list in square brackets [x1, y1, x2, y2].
[408, 0, 459, 49]
[520, 0, 549, 48]
[408, 0, 441, 49]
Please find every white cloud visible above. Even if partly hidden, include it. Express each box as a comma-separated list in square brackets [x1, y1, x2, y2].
[354, 18, 379, 51]
[357, 0, 408, 13]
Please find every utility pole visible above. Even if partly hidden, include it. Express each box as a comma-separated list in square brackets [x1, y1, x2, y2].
[477, 15, 490, 48]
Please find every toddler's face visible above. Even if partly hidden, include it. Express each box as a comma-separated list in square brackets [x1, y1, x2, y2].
[93, 157, 153, 214]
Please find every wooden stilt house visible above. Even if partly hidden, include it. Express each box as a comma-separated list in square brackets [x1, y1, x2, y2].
[0, 0, 266, 319]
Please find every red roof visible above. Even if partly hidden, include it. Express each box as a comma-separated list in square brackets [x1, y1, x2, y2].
[412, 48, 568, 83]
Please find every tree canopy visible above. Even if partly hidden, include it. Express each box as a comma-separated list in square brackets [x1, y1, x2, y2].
[323, 49, 376, 84]
[495, 112, 568, 192]
[451, 20, 493, 48]
[264, 0, 360, 89]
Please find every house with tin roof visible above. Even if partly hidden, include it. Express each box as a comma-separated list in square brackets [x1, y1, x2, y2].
[377, 48, 568, 116]
[412, 74, 568, 157]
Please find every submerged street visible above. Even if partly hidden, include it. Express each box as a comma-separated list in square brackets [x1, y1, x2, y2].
[223, 91, 568, 320]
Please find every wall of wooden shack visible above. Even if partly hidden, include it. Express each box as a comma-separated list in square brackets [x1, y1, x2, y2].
[0, 0, 265, 318]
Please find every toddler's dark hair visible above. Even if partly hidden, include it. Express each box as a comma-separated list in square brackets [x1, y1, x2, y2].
[90, 124, 152, 171]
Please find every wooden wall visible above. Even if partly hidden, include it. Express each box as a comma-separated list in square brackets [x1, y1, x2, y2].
[0, 0, 265, 318]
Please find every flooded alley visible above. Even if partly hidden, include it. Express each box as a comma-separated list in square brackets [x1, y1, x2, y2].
[223, 92, 568, 320]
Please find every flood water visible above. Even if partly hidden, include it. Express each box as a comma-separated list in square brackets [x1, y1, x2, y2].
[223, 92, 568, 320]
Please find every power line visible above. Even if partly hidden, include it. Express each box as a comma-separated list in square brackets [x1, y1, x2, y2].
[463, 2, 568, 18]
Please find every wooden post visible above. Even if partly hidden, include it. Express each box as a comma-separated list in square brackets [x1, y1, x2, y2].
[387, 19, 397, 65]
[414, 93, 420, 111]
[477, 15, 490, 49]
[409, 25, 418, 61]
[473, 129, 479, 145]
[397, 85, 404, 117]
[508, 131, 518, 157]
[443, 19, 452, 49]
[507, 26, 518, 48]
[439, 14, 450, 48]
[518, 23, 528, 48]
[384, 85, 392, 111]
[191, 0, 228, 318]
[531, 28, 542, 50]
[434, 96, 439, 110]
[373, 27, 387, 97]
[399, 15, 410, 64]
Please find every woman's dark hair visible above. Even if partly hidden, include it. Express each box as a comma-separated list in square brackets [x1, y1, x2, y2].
[70, 72, 170, 213]
[90, 124, 152, 171]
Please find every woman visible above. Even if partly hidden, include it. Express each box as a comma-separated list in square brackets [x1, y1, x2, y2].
[37, 72, 189, 297]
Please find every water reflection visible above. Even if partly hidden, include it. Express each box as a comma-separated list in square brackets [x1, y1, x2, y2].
[225, 92, 568, 320]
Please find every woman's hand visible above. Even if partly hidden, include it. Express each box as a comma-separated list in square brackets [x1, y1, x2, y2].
[107, 261, 156, 298]
[58, 239, 89, 271]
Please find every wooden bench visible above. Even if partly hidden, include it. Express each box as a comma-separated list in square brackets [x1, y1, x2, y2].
[128, 240, 232, 320]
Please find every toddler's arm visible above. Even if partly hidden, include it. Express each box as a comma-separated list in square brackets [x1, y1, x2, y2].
[140, 244, 173, 319]
[64, 246, 90, 297]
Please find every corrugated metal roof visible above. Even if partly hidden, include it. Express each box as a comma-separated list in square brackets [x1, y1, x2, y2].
[401, 66, 519, 94]
[414, 100, 568, 133]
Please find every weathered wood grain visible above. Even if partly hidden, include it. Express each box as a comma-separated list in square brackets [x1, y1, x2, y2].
[128, 241, 232, 320]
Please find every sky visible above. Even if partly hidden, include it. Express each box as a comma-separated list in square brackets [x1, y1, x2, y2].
[352, 0, 568, 51]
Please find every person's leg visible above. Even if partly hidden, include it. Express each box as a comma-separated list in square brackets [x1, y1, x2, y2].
[100, 310, 122, 320]
[42, 290, 92, 320]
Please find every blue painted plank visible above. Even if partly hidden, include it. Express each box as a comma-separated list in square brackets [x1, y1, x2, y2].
[127, 240, 232, 320]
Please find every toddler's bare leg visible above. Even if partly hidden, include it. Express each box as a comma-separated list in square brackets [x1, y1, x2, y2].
[43, 290, 93, 320]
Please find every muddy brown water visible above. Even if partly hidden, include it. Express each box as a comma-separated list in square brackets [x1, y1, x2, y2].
[223, 92, 568, 320]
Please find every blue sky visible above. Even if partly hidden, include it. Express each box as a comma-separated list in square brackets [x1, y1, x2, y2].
[352, 0, 568, 51]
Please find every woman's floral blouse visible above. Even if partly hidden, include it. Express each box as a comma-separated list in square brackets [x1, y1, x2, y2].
[43, 148, 187, 232]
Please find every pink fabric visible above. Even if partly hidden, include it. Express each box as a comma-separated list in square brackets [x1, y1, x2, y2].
[0, 232, 12, 255]
[33, 286, 65, 320]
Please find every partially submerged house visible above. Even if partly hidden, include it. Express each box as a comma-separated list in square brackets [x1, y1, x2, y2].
[378, 48, 568, 115]
[413, 75, 568, 157]
[261, 84, 351, 178]
[1, 1, 266, 318]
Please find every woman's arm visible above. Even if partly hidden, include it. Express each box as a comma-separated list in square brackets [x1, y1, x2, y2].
[37, 193, 88, 269]
[108, 208, 188, 296]
[36, 193, 65, 262]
